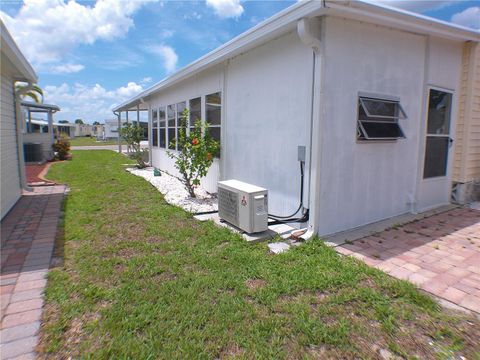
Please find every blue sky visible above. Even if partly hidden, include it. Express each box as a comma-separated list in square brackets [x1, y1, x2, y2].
[1, 0, 479, 123]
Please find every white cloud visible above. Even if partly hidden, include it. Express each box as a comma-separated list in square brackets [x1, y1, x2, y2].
[451, 7, 480, 29]
[0, 0, 152, 67]
[145, 44, 178, 73]
[206, 0, 244, 19]
[50, 63, 85, 74]
[44, 81, 145, 122]
[141, 77, 153, 85]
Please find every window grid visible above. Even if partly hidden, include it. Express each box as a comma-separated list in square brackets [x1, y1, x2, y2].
[154, 92, 221, 155]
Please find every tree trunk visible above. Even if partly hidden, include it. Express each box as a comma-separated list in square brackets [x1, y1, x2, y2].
[185, 178, 196, 198]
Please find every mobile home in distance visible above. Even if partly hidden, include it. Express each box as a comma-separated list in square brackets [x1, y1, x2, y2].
[114, 0, 480, 237]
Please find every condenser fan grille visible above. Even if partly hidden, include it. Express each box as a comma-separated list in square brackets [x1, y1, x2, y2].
[218, 187, 238, 226]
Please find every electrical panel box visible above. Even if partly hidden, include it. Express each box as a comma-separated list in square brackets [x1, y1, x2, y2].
[218, 180, 268, 233]
[297, 145, 306, 162]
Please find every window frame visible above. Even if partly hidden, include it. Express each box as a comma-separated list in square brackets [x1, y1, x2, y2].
[153, 91, 222, 155]
[356, 93, 407, 142]
[151, 108, 159, 147]
[422, 86, 454, 179]
[158, 106, 166, 149]
[205, 92, 222, 157]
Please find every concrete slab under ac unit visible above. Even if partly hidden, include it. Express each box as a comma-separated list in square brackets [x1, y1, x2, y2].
[194, 213, 296, 243]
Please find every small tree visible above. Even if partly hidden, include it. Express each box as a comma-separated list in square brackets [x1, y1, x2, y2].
[167, 109, 219, 198]
[120, 123, 148, 168]
[52, 134, 70, 160]
[75, 119, 84, 124]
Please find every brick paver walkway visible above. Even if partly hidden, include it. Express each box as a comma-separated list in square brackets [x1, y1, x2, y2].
[336, 208, 480, 314]
[1, 185, 65, 360]
[25, 164, 54, 186]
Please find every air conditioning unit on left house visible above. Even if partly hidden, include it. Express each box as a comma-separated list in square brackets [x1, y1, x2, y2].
[218, 180, 268, 234]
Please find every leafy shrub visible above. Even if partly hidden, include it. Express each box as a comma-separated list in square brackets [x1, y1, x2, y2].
[167, 109, 219, 198]
[120, 123, 148, 168]
[52, 135, 70, 160]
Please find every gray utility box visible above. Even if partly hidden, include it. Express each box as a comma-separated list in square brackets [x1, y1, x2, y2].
[218, 180, 268, 234]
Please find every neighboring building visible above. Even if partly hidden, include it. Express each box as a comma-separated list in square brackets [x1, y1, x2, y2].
[75, 123, 93, 137]
[452, 42, 480, 203]
[22, 102, 62, 162]
[114, 1, 479, 237]
[104, 119, 123, 139]
[104, 119, 147, 140]
[24, 118, 76, 138]
[1, 20, 37, 219]
[92, 124, 105, 139]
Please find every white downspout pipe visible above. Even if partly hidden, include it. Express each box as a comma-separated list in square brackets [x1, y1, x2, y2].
[297, 17, 323, 241]
[14, 82, 34, 191]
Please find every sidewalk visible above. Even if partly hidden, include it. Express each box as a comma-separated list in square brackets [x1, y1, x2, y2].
[1, 185, 66, 360]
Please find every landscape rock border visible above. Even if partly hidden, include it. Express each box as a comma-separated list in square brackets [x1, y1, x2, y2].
[126, 167, 218, 213]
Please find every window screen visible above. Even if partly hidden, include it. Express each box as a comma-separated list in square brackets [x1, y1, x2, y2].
[423, 137, 449, 178]
[167, 105, 175, 149]
[176, 102, 186, 150]
[357, 96, 407, 141]
[152, 109, 158, 147]
[189, 97, 201, 127]
[159, 107, 166, 148]
[423, 89, 452, 179]
[206, 92, 221, 157]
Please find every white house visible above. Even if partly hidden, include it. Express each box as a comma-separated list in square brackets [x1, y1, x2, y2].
[22, 101, 61, 162]
[1, 20, 37, 219]
[104, 119, 124, 139]
[114, 0, 480, 237]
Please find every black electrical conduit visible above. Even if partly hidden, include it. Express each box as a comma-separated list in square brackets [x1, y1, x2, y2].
[194, 161, 307, 225]
[268, 161, 305, 220]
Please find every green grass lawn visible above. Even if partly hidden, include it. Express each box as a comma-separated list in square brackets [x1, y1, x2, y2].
[41, 150, 480, 359]
[69, 137, 125, 146]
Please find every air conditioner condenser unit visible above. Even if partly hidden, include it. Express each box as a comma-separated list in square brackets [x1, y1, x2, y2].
[218, 180, 268, 233]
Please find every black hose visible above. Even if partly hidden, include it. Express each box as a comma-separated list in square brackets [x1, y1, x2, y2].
[194, 210, 218, 216]
[268, 209, 309, 225]
[268, 161, 304, 219]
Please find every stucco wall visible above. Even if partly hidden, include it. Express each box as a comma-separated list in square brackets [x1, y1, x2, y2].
[1, 60, 21, 219]
[318, 17, 426, 236]
[224, 31, 312, 216]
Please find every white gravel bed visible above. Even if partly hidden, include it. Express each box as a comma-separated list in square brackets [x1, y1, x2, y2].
[126, 167, 218, 213]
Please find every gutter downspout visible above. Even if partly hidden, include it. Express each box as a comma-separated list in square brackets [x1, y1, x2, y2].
[14, 82, 33, 191]
[297, 17, 323, 240]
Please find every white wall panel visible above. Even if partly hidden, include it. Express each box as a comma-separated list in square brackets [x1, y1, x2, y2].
[318, 17, 426, 235]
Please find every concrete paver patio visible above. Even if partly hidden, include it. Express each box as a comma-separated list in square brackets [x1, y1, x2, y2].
[1, 185, 65, 360]
[336, 207, 480, 314]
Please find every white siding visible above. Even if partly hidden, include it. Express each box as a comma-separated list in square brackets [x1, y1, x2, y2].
[1, 69, 21, 219]
[317, 17, 426, 235]
[453, 42, 480, 183]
